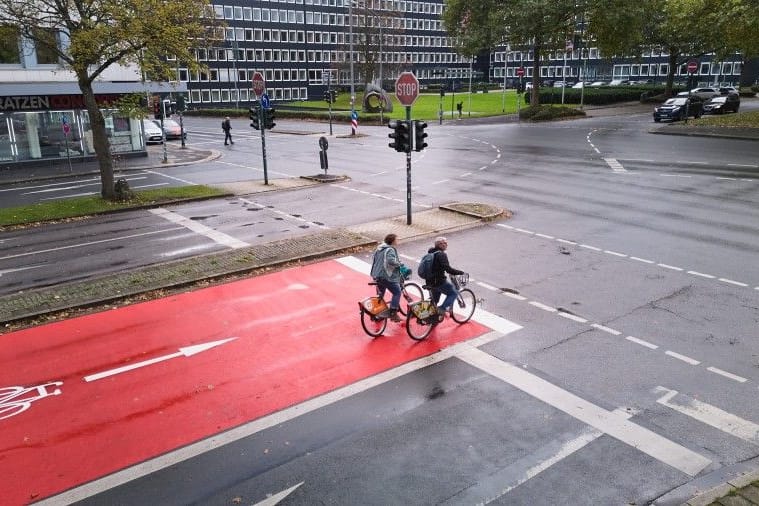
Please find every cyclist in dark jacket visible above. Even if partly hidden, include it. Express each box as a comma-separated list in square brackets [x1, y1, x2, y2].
[426, 236, 464, 316]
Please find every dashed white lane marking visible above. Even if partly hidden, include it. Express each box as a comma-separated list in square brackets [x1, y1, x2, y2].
[432, 179, 450, 185]
[707, 367, 748, 383]
[529, 301, 557, 312]
[332, 184, 432, 208]
[503, 223, 759, 290]
[665, 350, 701, 366]
[149, 208, 250, 249]
[458, 347, 711, 476]
[592, 324, 621, 336]
[655, 387, 759, 444]
[238, 198, 330, 230]
[558, 312, 588, 323]
[626, 336, 659, 350]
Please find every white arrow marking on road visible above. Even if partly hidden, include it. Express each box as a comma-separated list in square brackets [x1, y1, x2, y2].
[253, 482, 304, 506]
[84, 338, 237, 382]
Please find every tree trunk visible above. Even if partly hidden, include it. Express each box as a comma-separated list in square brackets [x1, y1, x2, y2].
[531, 41, 542, 105]
[665, 52, 678, 97]
[79, 79, 115, 199]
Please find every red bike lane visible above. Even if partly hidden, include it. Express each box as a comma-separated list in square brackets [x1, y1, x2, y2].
[1, 259, 490, 505]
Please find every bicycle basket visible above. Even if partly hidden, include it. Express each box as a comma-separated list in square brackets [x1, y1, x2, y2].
[360, 296, 387, 316]
[452, 273, 469, 288]
[411, 300, 435, 319]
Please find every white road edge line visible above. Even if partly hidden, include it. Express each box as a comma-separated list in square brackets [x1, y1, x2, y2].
[655, 387, 759, 445]
[456, 347, 711, 476]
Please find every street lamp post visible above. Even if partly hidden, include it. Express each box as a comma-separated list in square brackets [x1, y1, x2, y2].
[349, 0, 355, 135]
[468, 56, 473, 117]
[502, 45, 508, 112]
[231, 38, 240, 110]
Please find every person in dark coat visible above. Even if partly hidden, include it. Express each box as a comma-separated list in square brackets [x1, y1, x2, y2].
[222, 116, 234, 145]
[425, 236, 465, 317]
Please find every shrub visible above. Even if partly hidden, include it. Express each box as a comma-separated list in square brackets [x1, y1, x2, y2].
[519, 105, 585, 121]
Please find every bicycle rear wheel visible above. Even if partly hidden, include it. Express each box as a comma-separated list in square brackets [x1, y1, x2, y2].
[399, 282, 423, 316]
[450, 288, 476, 323]
[361, 310, 387, 337]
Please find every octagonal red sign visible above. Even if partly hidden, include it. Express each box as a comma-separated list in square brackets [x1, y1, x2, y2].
[395, 72, 420, 107]
[252, 72, 265, 97]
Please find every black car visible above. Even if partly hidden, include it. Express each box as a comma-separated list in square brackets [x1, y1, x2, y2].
[703, 94, 740, 114]
[653, 96, 703, 122]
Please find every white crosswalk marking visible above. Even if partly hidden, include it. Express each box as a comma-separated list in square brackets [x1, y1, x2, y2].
[655, 387, 759, 445]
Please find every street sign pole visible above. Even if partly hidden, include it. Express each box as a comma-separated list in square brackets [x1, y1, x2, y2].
[406, 105, 412, 225]
[252, 72, 270, 185]
[395, 71, 419, 225]
[259, 105, 268, 185]
[685, 59, 698, 125]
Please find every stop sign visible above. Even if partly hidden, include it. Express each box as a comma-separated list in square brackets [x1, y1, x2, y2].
[252, 72, 265, 97]
[687, 59, 698, 74]
[516, 67, 525, 77]
[395, 72, 420, 107]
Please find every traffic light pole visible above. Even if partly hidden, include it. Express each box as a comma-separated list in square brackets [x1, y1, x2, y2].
[259, 106, 269, 185]
[405, 105, 412, 225]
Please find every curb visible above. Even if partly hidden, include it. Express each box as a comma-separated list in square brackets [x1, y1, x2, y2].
[653, 456, 759, 506]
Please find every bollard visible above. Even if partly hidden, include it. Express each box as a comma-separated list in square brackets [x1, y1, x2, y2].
[318, 136, 329, 174]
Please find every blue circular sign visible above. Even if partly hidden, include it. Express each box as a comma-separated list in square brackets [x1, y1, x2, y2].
[261, 93, 270, 109]
[351, 110, 358, 120]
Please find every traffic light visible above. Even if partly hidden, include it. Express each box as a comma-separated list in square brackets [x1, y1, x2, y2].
[152, 96, 161, 119]
[176, 95, 186, 112]
[324, 91, 331, 103]
[388, 120, 411, 153]
[249, 103, 260, 130]
[263, 107, 276, 130]
[413, 120, 428, 152]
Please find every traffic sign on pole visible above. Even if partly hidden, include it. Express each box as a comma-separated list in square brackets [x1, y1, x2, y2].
[687, 59, 698, 74]
[252, 71, 266, 97]
[516, 67, 525, 77]
[395, 71, 420, 107]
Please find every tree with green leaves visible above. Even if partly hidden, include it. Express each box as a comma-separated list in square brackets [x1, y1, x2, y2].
[0, 0, 218, 199]
[442, 0, 580, 105]
[586, 0, 717, 96]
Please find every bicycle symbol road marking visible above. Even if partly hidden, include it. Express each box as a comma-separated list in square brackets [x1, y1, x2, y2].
[0, 382, 63, 420]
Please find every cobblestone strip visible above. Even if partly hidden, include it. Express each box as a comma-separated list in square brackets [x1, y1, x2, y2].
[0, 229, 373, 325]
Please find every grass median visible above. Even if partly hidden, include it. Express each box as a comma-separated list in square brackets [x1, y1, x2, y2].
[0, 185, 227, 228]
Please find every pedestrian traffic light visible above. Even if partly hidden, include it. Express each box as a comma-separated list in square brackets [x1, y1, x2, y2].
[388, 120, 411, 153]
[152, 96, 161, 119]
[263, 107, 276, 130]
[249, 104, 260, 130]
[413, 120, 428, 152]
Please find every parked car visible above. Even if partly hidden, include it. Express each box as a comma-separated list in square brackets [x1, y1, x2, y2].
[152, 118, 186, 140]
[571, 81, 586, 88]
[653, 96, 703, 122]
[718, 86, 739, 95]
[677, 87, 719, 100]
[702, 94, 740, 114]
[141, 119, 164, 144]
[589, 81, 607, 87]
[608, 79, 630, 86]
[524, 81, 533, 90]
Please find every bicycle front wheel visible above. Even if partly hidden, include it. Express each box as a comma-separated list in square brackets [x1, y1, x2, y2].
[361, 310, 387, 337]
[451, 288, 476, 323]
[399, 282, 423, 316]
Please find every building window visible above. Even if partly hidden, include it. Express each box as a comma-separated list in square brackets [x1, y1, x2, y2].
[0, 25, 20, 64]
[33, 27, 59, 64]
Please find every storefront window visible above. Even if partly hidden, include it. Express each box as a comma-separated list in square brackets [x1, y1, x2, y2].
[0, 25, 20, 64]
[1, 108, 144, 162]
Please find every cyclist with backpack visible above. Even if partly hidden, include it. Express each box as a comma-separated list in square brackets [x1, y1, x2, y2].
[370, 234, 404, 322]
[418, 236, 466, 319]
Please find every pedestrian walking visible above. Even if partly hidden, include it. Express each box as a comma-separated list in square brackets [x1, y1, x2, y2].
[222, 116, 234, 145]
